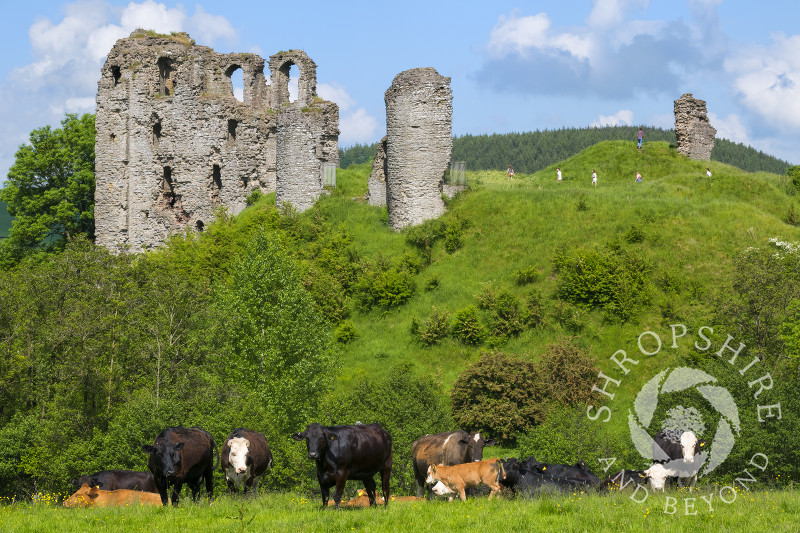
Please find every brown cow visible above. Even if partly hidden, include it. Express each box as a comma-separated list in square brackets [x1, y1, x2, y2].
[425, 459, 505, 501]
[340, 489, 424, 507]
[63, 483, 162, 508]
[411, 431, 495, 498]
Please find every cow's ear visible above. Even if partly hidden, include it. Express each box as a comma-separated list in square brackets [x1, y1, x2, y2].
[291, 432, 305, 441]
[175, 442, 185, 451]
[484, 439, 496, 447]
[245, 439, 250, 447]
[142, 445, 154, 453]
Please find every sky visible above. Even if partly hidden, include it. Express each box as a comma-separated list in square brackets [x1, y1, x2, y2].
[0, 0, 798, 182]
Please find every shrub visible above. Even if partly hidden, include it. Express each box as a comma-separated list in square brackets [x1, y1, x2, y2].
[334, 321, 358, 343]
[404, 219, 445, 264]
[451, 306, 485, 345]
[245, 189, 264, 206]
[537, 339, 598, 407]
[451, 351, 546, 442]
[576, 196, 588, 212]
[786, 204, 800, 226]
[424, 276, 441, 292]
[514, 265, 540, 285]
[525, 288, 546, 328]
[488, 290, 526, 342]
[414, 307, 450, 346]
[444, 218, 470, 254]
[624, 225, 645, 243]
[476, 283, 498, 310]
[355, 268, 416, 311]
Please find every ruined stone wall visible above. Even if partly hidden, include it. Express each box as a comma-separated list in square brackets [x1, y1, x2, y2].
[367, 135, 388, 206]
[384, 68, 452, 230]
[95, 30, 338, 251]
[674, 93, 716, 161]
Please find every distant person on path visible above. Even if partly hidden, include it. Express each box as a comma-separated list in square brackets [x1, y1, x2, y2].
[706, 168, 712, 177]
[592, 169, 598, 186]
[635, 171, 642, 182]
[557, 167, 562, 182]
[507, 165, 515, 179]
[637, 128, 644, 150]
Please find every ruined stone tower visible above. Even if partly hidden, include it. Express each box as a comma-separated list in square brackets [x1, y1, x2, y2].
[366, 135, 388, 207]
[94, 30, 339, 251]
[384, 68, 452, 230]
[674, 93, 716, 161]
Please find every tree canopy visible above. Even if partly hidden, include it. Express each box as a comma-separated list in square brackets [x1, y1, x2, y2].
[0, 113, 95, 264]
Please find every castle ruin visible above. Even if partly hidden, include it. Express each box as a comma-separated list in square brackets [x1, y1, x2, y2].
[384, 68, 452, 230]
[94, 30, 339, 251]
[674, 93, 716, 161]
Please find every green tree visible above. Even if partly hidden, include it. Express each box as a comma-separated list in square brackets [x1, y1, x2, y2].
[0, 114, 95, 263]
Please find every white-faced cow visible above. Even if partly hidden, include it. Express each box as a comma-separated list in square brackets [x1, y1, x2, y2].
[220, 428, 273, 494]
[292, 422, 392, 509]
[411, 431, 496, 498]
[141, 427, 217, 506]
[651, 430, 707, 490]
[71, 470, 157, 493]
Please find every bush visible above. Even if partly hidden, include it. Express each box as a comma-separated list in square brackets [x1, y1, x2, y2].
[624, 226, 645, 243]
[514, 265, 540, 285]
[355, 268, 416, 311]
[537, 339, 598, 407]
[414, 307, 450, 346]
[525, 288, 546, 328]
[246, 189, 264, 206]
[451, 306, 486, 345]
[404, 219, 445, 264]
[334, 321, 358, 343]
[424, 276, 441, 292]
[488, 290, 526, 343]
[451, 351, 546, 442]
[444, 218, 469, 254]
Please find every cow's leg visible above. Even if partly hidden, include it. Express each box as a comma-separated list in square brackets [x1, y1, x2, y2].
[171, 482, 182, 506]
[458, 487, 467, 501]
[156, 477, 169, 506]
[318, 470, 334, 509]
[204, 465, 214, 500]
[363, 477, 377, 507]
[226, 476, 238, 494]
[413, 462, 426, 499]
[332, 470, 349, 509]
[380, 466, 391, 507]
[188, 479, 201, 502]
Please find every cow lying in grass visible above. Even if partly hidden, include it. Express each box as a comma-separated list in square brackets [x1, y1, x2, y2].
[341, 489, 424, 507]
[499, 457, 601, 496]
[63, 483, 162, 508]
[425, 459, 505, 501]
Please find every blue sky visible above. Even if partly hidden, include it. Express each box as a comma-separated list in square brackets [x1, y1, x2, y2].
[0, 0, 798, 182]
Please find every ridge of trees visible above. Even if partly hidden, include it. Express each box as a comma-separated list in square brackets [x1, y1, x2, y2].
[339, 126, 791, 175]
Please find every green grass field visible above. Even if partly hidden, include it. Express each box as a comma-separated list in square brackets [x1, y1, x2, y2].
[3, 488, 798, 532]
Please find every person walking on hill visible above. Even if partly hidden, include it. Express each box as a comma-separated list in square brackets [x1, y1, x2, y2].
[637, 128, 644, 150]
[635, 171, 642, 183]
[556, 167, 562, 182]
[592, 169, 598, 186]
[507, 165, 515, 179]
[706, 168, 712, 177]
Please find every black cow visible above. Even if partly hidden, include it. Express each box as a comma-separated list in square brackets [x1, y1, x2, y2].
[598, 469, 648, 492]
[500, 457, 597, 495]
[70, 470, 157, 493]
[220, 428, 273, 494]
[142, 427, 217, 506]
[523, 457, 601, 487]
[292, 423, 392, 509]
[411, 430, 496, 498]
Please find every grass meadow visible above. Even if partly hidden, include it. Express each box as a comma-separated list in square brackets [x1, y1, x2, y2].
[2, 486, 799, 532]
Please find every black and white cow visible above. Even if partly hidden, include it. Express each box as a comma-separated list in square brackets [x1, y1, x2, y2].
[649, 430, 708, 490]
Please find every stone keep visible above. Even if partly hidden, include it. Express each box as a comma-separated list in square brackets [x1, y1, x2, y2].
[674, 93, 716, 161]
[94, 30, 339, 252]
[384, 68, 452, 230]
[366, 136, 388, 207]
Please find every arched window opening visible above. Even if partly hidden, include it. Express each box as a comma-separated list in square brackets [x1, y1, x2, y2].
[210, 164, 222, 207]
[110, 65, 121, 86]
[160, 166, 176, 207]
[152, 120, 162, 147]
[157, 57, 175, 96]
[196, 220, 205, 232]
[226, 65, 244, 103]
[288, 64, 300, 103]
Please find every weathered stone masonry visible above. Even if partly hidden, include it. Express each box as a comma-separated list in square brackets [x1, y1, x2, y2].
[95, 30, 339, 251]
[674, 93, 716, 161]
[384, 68, 452, 230]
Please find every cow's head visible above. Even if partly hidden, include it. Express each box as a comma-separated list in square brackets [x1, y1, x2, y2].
[63, 483, 99, 508]
[70, 475, 94, 490]
[466, 432, 496, 462]
[292, 423, 330, 460]
[680, 431, 699, 463]
[425, 465, 442, 485]
[644, 463, 674, 491]
[430, 480, 453, 496]
[142, 440, 185, 480]
[227, 437, 251, 475]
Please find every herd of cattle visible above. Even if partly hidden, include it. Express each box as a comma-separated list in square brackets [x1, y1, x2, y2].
[63, 424, 707, 508]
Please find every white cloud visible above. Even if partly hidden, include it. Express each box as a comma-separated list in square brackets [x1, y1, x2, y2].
[339, 108, 378, 145]
[591, 109, 634, 127]
[318, 83, 356, 111]
[726, 33, 800, 132]
[188, 5, 237, 46]
[587, 0, 648, 30]
[487, 11, 591, 60]
[708, 112, 749, 144]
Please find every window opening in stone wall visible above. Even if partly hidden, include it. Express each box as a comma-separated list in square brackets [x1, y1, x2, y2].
[160, 166, 176, 207]
[157, 57, 175, 96]
[210, 164, 222, 207]
[288, 64, 300, 102]
[110, 133, 116, 141]
[196, 220, 204, 232]
[228, 119, 238, 141]
[227, 65, 244, 103]
[152, 120, 161, 147]
[111, 65, 121, 86]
